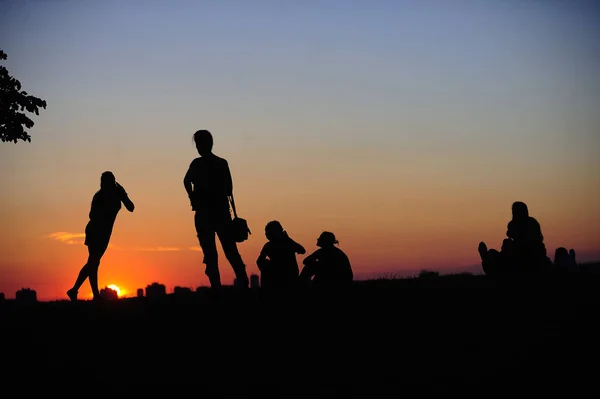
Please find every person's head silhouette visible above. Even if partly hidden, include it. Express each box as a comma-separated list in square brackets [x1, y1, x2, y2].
[511, 201, 529, 220]
[100, 171, 116, 190]
[317, 231, 338, 248]
[194, 130, 214, 156]
[554, 247, 569, 263]
[265, 220, 285, 242]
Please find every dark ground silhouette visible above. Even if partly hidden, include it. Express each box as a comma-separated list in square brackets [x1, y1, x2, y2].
[3, 267, 600, 396]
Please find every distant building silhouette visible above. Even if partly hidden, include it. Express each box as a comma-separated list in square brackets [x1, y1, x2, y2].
[100, 286, 118, 300]
[146, 282, 166, 298]
[15, 288, 37, 303]
[174, 286, 192, 295]
[250, 274, 260, 289]
[137, 288, 144, 298]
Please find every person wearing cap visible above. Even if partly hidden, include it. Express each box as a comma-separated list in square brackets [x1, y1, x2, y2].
[300, 231, 353, 287]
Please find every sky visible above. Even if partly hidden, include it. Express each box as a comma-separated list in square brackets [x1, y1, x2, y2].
[1, 0, 599, 300]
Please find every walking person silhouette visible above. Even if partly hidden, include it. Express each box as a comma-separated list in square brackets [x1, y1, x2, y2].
[184, 130, 250, 289]
[66, 171, 135, 301]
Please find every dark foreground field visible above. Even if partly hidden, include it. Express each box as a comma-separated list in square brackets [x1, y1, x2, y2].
[2, 271, 600, 396]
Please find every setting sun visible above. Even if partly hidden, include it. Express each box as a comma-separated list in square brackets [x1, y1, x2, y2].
[107, 284, 121, 297]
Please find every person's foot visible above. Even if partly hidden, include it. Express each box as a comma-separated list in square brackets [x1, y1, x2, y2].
[66, 288, 78, 302]
[478, 242, 488, 260]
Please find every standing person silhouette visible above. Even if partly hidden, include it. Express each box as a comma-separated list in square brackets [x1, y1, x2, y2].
[184, 130, 250, 289]
[67, 171, 135, 301]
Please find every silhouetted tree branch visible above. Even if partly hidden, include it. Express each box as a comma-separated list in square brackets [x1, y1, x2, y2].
[0, 49, 47, 143]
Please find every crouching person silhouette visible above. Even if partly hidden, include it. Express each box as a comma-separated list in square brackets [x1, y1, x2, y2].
[300, 232, 353, 289]
[478, 239, 515, 277]
[257, 220, 305, 290]
[67, 171, 135, 301]
[184, 130, 250, 289]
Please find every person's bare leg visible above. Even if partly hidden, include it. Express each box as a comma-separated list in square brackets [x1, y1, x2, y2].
[67, 266, 88, 301]
[67, 248, 95, 301]
[87, 257, 101, 299]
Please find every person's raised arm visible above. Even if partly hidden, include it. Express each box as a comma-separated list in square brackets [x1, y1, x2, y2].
[293, 241, 306, 255]
[285, 232, 306, 255]
[116, 183, 135, 212]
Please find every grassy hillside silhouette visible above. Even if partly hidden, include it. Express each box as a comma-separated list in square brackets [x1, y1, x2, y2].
[3, 265, 600, 395]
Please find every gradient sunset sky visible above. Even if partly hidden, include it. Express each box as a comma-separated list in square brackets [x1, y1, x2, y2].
[1, 0, 599, 300]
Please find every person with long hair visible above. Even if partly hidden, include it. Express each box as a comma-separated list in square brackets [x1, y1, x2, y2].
[66, 171, 134, 301]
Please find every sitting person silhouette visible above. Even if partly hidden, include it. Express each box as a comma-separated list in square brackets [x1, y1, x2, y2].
[553, 247, 578, 271]
[67, 171, 135, 301]
[478, 238, 515, 277]
[256, 221, 306, 289]
[300, 232, 353, 287]
[554, 247, 570, 270]
[506, 201, 550, 272]
[569, 249, 577, 268]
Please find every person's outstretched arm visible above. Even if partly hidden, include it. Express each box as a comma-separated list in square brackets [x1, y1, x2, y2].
[117, 183, 135, 212]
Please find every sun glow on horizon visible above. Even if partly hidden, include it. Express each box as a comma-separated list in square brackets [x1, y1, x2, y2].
[107, 284, 121, 297]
